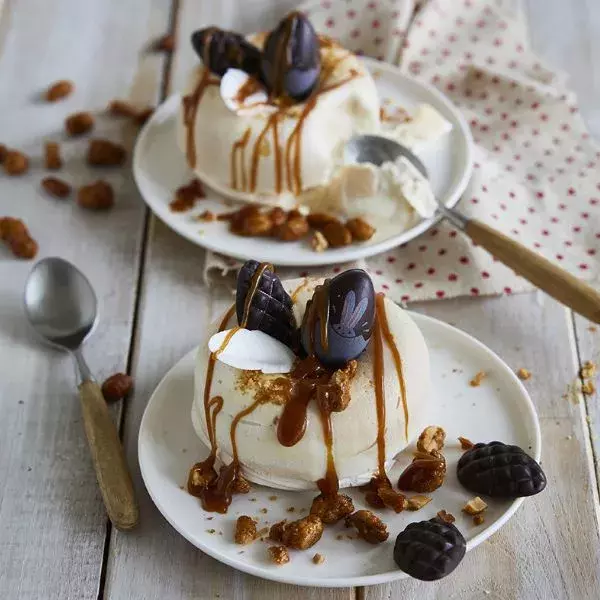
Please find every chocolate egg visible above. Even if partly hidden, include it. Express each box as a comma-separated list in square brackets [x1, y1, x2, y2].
[191, 27, 263, 78]
[261, 12, 321, 101]
[236, 260, 297, 349]
[301, 269, 375, 368]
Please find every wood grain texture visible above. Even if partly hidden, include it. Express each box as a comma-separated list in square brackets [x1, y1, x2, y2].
[465, 219, 600, 323]
[364, 294, 600, 600]
[0, 0, 170, 598]
[78, 380, 139, 531]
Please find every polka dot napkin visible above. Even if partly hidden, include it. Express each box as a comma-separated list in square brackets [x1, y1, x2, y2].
[204, 0, 600, 303]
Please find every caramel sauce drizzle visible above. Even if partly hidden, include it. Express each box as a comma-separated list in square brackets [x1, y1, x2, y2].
[290, 278, 310, 303]
[371, 299, 388, 483]
[316, 386, 339, 497]
[231, 128, 251, 191]
[189, 264, 278, 513]
[376, 293, 409, 441]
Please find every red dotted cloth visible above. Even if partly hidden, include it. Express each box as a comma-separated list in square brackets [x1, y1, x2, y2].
[205, 0, 600, 303]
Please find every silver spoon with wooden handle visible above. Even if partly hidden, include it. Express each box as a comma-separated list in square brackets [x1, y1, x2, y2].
[345, 135, 600, 324]
[24, 257, 139, 530]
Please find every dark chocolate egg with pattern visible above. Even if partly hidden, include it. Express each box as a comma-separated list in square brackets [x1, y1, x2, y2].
[236, 260, 296, 349]
[261, 12, 321, 101]
[457, 441, 547, 498]
[191, 27, 263, 78]
[301, 269, 375, 368]
[394, 517, 467, 581]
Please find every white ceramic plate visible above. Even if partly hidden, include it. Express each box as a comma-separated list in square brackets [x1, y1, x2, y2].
[139, 313, 541, 588]
[133, 59, 473, 267]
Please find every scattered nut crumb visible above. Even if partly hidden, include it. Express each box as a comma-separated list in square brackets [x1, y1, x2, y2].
[268, 495, 278, 501]
[346, 217, 376, 241]
[259, 508, 268, 514]
[281, 515, 323, 550]
[346, 510, 388, 544]
[234, 516, 257, 545]
[469, 371, 486, 387]
[322, 221, 352, 248]
[268, 545, 289, 565]
[473, 514, 485, 526]
[580, 361, 597, 380]
[462, 496, 488, 515]
[78, 181, 114, 210]
[41, 177, 71, 199]
[206, 529, 216, 534]
[458, 436, 474, 450]
[194, 210, 215, 222]
[517, 368, 532, 380]
[582, 380, 596, 396]
[44, 142, 62, 170]
[310, 230, 328, 252]
[87, 139, 127, 166]
[286, 507, 296, 513]
[230, 471, 251, 494]
[46, 80, 74, 102]
[268, 521, 286, 543]
[406, 495, 432, 511]
[417, 425, 446, 454]
[588, 326, 598, 333]
[0, 143, 7, 163]
[65, 112, 94, 136]
[101, 373, 133, 402]
[310, 493, 354, 523]
[336, 534, 344, 541]
[306, 212, 340, 229]
[108, 100, 154, 125]
[3, 150, 29, 175]
[312, 553, 325, 565]
[153, 33, 176, 52]
[0, 217, 38, 259]
[436, 510, 456, 524]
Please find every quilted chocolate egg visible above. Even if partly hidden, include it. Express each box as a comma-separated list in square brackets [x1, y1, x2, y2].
[191, 27, 263, 78]
[394, 517, 466, 581]
[301, 269, 375, 368]
[261, 12, 321, 101]
[236, 260, 296, 349]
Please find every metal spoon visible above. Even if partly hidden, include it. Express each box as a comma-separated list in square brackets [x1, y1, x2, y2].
[24, 257, 139, 530]
[346, 135, 600, 324]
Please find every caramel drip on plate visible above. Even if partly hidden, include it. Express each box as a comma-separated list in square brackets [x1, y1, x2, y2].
[371, 299, 387, 482]
[230, 128, 251, 191]
[376, 293, 409, 441]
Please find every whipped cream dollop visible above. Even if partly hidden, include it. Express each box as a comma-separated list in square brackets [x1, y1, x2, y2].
[192, 277, 431, 491]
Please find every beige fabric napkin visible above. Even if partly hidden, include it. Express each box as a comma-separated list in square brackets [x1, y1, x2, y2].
[204, 0, 600, 303]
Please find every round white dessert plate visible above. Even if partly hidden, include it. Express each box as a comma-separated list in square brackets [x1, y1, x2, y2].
[133, 58, 473, 266]
[139, 312, 541, 588]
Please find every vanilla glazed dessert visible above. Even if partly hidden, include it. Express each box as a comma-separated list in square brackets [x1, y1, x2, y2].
[177, 11, 452, 236]
[188, 261, 430, 510]
[186, 261, 548, 580]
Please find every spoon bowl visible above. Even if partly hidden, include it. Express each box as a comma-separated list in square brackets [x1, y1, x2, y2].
[24, 257, 98, 351]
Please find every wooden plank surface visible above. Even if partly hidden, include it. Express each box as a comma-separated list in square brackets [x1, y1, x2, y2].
[0, 0, 171, 598]
[1, 0, 599, 599]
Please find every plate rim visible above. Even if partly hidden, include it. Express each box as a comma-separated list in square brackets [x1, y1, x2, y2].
[138, 311, 541, 588]
[133, 58, 474, 267]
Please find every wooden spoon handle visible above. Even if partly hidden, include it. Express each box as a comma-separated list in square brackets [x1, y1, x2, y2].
[78, 380, 139, 530]
[465, 219, 600, 324]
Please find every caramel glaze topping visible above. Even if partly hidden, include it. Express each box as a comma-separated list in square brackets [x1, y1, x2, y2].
[180, 29, 360, 197]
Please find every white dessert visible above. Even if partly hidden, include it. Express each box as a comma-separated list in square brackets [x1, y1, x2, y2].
[178, 37, 380, 210]
[192, 277, 431, 491]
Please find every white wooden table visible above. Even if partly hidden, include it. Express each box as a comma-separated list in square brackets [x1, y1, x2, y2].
[1, 1, 599, 598]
